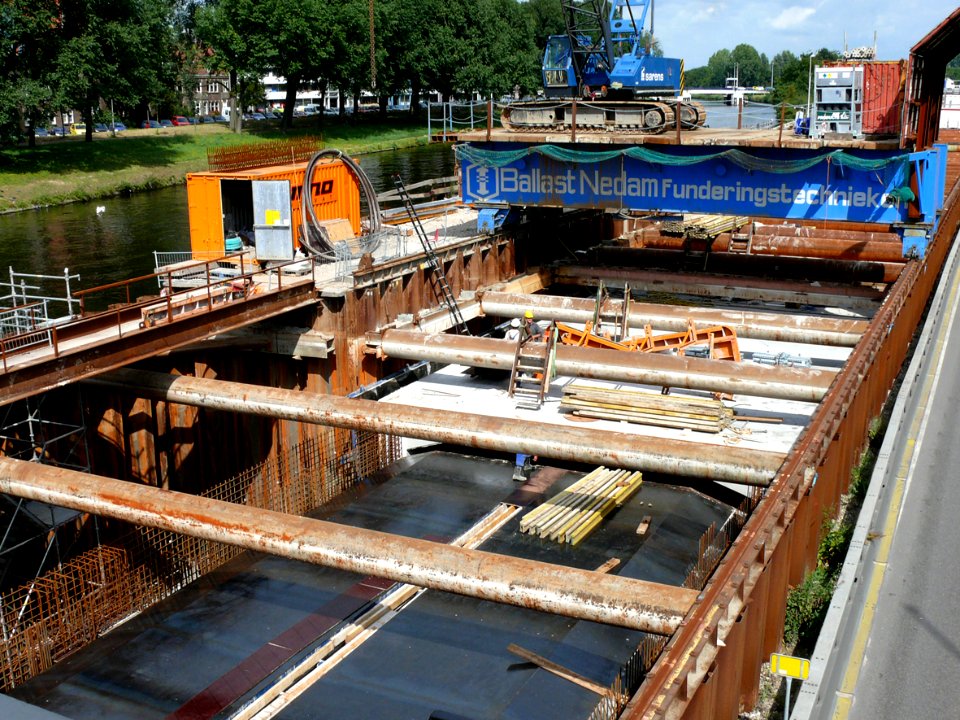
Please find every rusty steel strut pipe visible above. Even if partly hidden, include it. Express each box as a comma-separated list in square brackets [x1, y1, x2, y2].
[90, 369, 785, 484]
[0, 457, 696, 633]
[478, 291, 866, 347]
[374, 330, 834, 403]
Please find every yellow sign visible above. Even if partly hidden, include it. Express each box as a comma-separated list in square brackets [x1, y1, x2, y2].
[770, 653, 810, 680]
[264, 209, 281, 226]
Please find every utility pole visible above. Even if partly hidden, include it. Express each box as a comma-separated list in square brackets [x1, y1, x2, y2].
[369, 0, 376, 91]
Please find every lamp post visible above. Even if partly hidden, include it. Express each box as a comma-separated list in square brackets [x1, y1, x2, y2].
[806, 53, 814, 119]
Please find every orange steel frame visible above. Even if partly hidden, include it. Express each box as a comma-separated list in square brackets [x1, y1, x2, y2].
[625, 175, 960, 718]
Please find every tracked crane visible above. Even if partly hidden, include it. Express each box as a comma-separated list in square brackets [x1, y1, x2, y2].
[502, 0, 706, 133]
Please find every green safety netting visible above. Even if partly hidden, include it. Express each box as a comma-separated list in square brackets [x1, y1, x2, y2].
[455, 143, 909, 175]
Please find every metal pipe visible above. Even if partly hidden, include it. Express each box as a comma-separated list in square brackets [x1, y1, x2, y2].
[374, 330, 834, 403]
[553, 265, 884, 314]
[90, 369, 786, 484]
[631, 233, 903, 262]
[0, 457, 697, 634]
[478, 292, 866, 347]
[751, 225, 902, 242]
[590, 247, 903, 284]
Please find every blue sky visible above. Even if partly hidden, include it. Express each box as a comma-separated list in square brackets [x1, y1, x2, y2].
[650, 0, 959, 68]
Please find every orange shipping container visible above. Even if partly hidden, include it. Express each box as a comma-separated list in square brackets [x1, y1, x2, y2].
[186, 158, 361, 258]
[862, 60, 906, 136]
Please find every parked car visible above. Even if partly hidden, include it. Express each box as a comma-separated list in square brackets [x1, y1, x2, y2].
[188, 116, 199, 125]
[50, 127, 66, 136]
[141, 119, 160, 129]
[211, 114, 228, 123]
[249, 112, 266, 121]
[200, 115, 215, 124]
[69, 122, 86, 135]
[159, 119, 174, 128]
[171, 116, 190, 126]
[109, 121, 127, 132]
[94, 123, 108, 133]
[34, 127, 49, 137]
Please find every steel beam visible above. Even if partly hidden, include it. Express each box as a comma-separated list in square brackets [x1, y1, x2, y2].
[554, 265, 884, 313]
[0, 280, 318, 409]
[373, 330, 834, 403]
[89, 369, 786, 484]
[0, 457, 697, 633]
[632, 232, 904, 262]
[590, 247, 903, 284]
[478, 291, 866, 347]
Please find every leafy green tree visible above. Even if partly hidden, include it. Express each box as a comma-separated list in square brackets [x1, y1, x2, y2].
[459, 0, 540, 99]
[523, 0, 565, 50]
[729, 44, 767, 87]
[327, 0, 372, 119]
[947, 55, 960, 82]
[53, 0, 178, 141]
[257, 0, 332, 128]
[772, 47, 839, 107]
[195, 0, 270, 132]
[0, 0, 61, 145]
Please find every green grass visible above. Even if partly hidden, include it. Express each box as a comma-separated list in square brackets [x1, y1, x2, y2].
[0, 115, 431, 212]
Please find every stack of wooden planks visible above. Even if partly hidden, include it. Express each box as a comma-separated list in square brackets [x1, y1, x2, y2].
[661, 214, 749, 240]
[519, 467, 643, 546]
[560, 382, 732, 433]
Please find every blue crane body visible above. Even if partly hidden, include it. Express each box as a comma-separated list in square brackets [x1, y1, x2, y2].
[503, 0, 703, 133]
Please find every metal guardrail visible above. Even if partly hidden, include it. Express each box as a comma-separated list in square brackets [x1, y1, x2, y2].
[0, 254, 317, 373]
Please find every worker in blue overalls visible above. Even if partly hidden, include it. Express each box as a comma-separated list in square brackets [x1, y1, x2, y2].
[513, 453, 536, 482]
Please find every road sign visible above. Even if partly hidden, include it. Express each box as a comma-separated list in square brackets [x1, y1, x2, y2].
[770, 652, 810, 680]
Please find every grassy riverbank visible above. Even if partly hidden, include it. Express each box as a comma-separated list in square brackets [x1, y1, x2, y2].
[0, 117, 433, 213]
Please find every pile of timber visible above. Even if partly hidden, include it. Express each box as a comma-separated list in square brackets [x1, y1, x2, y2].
[520, 467, 643, 546]
[560, 382, 733, 433]
[661, 214, 749, 240]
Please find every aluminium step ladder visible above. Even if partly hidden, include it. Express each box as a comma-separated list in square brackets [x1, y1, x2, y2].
[392, 174, 469, 335]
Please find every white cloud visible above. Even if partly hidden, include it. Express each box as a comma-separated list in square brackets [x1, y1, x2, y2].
[769, 6, 816, 30]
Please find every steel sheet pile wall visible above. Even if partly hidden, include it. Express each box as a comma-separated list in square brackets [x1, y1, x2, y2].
[0, 431, 401, 691]
[626, 175, 960, 719]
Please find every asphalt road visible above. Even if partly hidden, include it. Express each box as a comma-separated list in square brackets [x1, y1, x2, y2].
[845, 258, 960, 718]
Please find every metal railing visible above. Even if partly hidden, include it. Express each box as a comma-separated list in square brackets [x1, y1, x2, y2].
[0, 254, 317, 373]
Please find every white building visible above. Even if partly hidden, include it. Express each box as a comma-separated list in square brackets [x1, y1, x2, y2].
[261, 74, 414, 113]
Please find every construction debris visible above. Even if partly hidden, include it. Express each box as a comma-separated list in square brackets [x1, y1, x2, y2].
[560, 383, 733, 433]
[519, 466, 643, 545]
[636, 516, 652, 536]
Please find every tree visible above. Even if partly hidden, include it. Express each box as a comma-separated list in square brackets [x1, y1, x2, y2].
[53, 0, 179, 141]
[523, 0, 565, 50]
[729, 44, 767, 87]
[0, 0, 60, 146]
[256, 0, 332, 128]
[458, 0, 540, 99]
[195, 0, 270, 132]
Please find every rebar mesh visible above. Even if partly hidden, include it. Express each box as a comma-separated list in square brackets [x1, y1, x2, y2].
[0, 429, 401, 691]
[206, 136, 324, 173]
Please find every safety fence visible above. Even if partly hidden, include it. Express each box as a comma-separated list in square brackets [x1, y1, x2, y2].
[0, 429, 402, 691]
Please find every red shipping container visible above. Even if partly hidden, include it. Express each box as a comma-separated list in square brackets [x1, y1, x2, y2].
[862, 60, 906, 135]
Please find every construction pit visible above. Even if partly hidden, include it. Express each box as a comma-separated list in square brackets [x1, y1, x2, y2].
[0, 198, 905, 719]
[1, 93, 956, 715]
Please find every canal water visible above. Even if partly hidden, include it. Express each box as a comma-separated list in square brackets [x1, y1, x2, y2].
[0, 143, 457, 294]
[0, 104, 775, 294]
